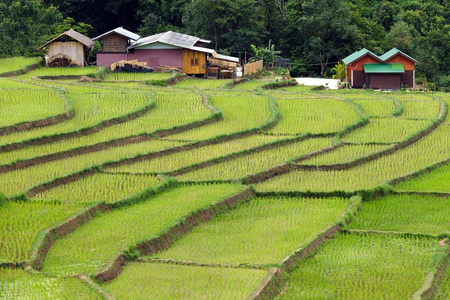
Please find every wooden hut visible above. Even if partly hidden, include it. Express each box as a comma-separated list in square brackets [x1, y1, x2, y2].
[38, 29, 94, 67]
[343, 48, 419, 89]
[93, 27, 140, 54]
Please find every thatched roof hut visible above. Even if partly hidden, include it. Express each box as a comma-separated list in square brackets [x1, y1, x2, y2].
[38, 29, 94, 66]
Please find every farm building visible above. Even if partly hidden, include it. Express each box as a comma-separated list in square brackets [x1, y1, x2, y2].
[37, 29, 94, 67]
[343, 48, 419, 89]
[93, 27, 140, 53]
[95, 30, 238, 76]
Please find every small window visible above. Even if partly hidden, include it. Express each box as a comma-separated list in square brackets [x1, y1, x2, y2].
[190, 58, 199, 66]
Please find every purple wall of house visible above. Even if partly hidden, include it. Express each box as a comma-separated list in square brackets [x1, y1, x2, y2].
[97, 49, 183, 70]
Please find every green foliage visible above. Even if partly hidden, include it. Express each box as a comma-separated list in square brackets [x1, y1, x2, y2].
[286, 0, 358, 76]
[182, 0, 266, 51]
[0, 0, 63, 56]
[250, 40, 281, 66]
[331, 62, 346, 81]
[52, 17, 93, 36]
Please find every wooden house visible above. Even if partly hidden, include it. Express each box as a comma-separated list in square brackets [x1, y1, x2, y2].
[96, 30, 238, 76]
[93, 27, 140, 54]
[343, 48, 419, 89]
[38, 29, 94, 66]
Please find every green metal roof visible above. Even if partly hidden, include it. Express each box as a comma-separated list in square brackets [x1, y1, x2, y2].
[364, 63, 405, 73]
[342, 48, 382, 65]
[379, 48, 419, 64]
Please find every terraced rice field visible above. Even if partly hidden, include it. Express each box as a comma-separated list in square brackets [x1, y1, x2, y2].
[1, 60, 449, 299]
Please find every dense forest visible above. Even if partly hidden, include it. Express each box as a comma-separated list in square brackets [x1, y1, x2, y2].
[1, 0, 449, 87]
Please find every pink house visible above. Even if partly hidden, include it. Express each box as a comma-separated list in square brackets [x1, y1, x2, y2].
[94, 29, 215, 75]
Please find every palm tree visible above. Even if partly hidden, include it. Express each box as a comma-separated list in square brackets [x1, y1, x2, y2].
[331, 62, 346, 81]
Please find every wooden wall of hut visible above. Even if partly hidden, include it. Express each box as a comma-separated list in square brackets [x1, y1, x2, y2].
[48, 41, 85, 66]
[182, 49, 206, 75]
[102, 33, 128, 53]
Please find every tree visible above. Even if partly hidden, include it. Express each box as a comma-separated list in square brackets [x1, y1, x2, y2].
[384, 21, 414, 54]
[182, 0, 266, 52]
[249, 40, 281, 67]
[286, 0, 358, 77]
[0, 0, 63, 56]
[331, 62, 346, 81]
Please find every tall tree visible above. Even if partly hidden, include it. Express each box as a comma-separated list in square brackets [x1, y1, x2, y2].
[0, 0, 63, 56]
[182, 0, 266, 52]
[286, 0, 358, 76]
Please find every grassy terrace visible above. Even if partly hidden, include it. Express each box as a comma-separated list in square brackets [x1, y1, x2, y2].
[0, 57, 38, 74]
[0, 85, 149, 145]
[0, 139, 182, 196]
[0, 200, 88, 263]
[166, 93, 271, 141]
[151, 196, 348, 265]
[0, 80, 66, 127]
[1, 61, 450, 299]
[0, 90, 209, 165]
[277, 234, 438, 299]
[42, 183, 245, 275]
[104, 263, 266, 299]
[266, 97, 359, 135]
[257, 125, 450, 192]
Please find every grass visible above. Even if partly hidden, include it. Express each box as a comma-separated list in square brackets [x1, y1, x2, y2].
[42, 183, 246, 275]
[0, 91, 209, 165]
[394, 163, 450, 193]
[167, 93, 271, 141]
[108, 134, 281, 174]
[20, 66, 98, 77]
[151, 196, 348, 265]
[0, 139, 182, 196]
[0, 57, 38, 74]
[266, 98, 359, 135]
[0, 84, 65, 127]
[103, 262, 266, 299]
[33, 173, 161, 203]
[256, 125, 450, 192]
[178, 137, 332, 181]
[0, 268, 100, 299]
[0, 86, 149, 145]
[233, 80, 266, 90]
[342, 118, 430, 143]
[401, 100, 440, 119]
[353, 98, 396, 117]
[437, 265, 450, 299]
[0, 200, 87, 262]
[298, 144, 389, 165]
[347, 194, 450, 235]
[175, 79, 231, 89]
[276, 233, 438, 299]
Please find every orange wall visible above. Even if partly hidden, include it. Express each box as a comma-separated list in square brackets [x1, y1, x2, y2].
[385, 54, 416, 70]
[349, 55, 381, 71]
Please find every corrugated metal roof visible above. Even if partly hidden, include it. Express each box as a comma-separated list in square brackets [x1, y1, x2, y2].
[190, 46, 215, 54]
[364, 63, 405, 73]
[342, 48, 382, 65]
[128, 31, 211, 50]
[37, 29, 94, 50]
[92, 27, 140, 41]
[379, 48, 419, 65]
[214, 54, 239, 63]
